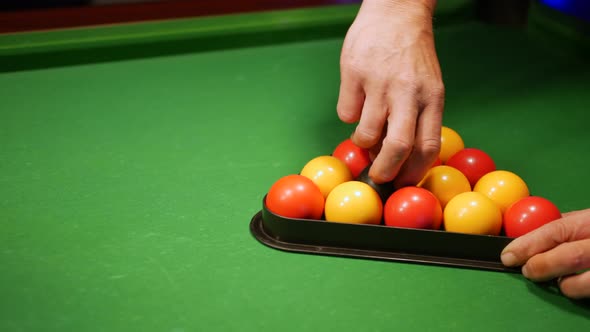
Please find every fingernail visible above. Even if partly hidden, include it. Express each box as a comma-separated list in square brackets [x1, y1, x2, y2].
[501, 252, 517, 266]
[522, 264, 530, 278]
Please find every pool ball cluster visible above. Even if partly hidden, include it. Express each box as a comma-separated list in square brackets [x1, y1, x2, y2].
[264, 126, 562, 238]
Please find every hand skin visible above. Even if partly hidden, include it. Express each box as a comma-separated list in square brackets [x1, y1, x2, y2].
[337, 0, 444, 186]
[501, 209, 590, 299]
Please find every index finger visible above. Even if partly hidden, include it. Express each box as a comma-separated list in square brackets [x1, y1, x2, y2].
[501, 213, 590, 267]
[368, 92, 418, 184]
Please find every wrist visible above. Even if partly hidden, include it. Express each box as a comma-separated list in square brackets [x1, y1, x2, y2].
[362, 0, 437, 23]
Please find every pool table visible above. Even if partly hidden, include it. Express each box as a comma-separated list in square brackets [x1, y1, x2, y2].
[1, 1, 589, 331]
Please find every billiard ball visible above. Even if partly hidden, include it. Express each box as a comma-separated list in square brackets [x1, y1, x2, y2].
[332, 138, 371, 178]
[355, 165, 395, 203]
[446, 148, 496, 188]
[300, 155, 353, 198]
[324, 181, 383, 224]
[504, 196, 561, 238]
[384, 186, 443, 230]
[473, 170, 529, 213]
[439, 126, 465, 163]
[265, 174, 324, 219]
[417, 165, 471, 209]
[431, 157, 442, 168]
[444, 191, 503, 236]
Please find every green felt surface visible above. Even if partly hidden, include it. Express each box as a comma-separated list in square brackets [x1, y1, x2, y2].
[1, 2, 590, 332]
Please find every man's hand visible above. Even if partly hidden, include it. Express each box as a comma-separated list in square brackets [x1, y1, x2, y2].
[501, 209, 590, 299]
[337, 0, 444, 185]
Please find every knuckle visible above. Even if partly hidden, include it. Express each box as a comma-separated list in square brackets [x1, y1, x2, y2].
[382, 137, 413, 158]
[340, 57, 365, 76]
[566, 243, 587, 270]
[396, 74, 420, 93]
[371, 74, 391, 89]
[394, 74, 446, 103]
[427, 82, 446, 102]
[551, 220, 572, 244]
[354, 127, 381, 146]
[417, 138, 441, 156]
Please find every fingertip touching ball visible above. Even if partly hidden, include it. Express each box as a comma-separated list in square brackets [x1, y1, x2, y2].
[417, 165, 471, 209]
[300, 155, 353, 198]
[325, 181, 383, 224]
[444, 191, 503, 236]
[503, 196, 561, 238]
[473, 170, 529, 214]
[439, 126, 465, 163]
[384, 186, 443, 230]
[355, 165, 395, 203]
[332, 138, 371, 178]
[265, 174, 325, 219]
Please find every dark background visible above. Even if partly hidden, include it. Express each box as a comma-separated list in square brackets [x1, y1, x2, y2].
[0, 0, 588, 34]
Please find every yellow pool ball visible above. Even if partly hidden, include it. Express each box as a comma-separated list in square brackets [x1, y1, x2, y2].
[444, 191, 503, 236]
[439, 126, 465, 163]
[325, 181, 383, 224]
[417, 165, 471, 208]
[300, 155, 353, 198]
[473, 170, 529, 213]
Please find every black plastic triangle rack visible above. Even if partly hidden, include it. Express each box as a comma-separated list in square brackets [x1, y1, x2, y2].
[250, 196, 520, 273]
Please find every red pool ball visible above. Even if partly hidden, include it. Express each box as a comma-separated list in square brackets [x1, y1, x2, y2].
[384, 186, 443, 230]
[446, 148, 496, 188]
[431, 157, 442, 168]
[265, 174, 325, 219]
[503, 196, 562, 238]
[332, 138, 371, 178]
